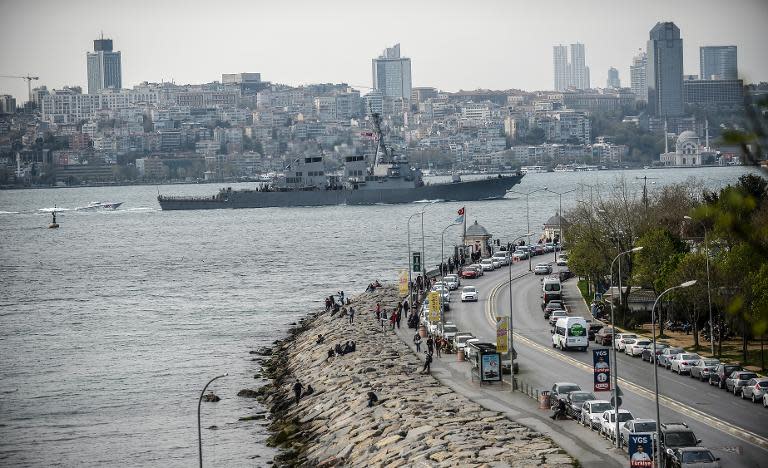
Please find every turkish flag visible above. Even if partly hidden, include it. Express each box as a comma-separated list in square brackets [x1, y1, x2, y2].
[457, 207, 465, 216]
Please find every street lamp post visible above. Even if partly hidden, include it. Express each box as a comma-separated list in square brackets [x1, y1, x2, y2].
[508, 188, 545, 271]
[544, 188, 576, 263]
[440, 221, 462, 333]
[652, 280, 697, 468]
[684, 216, 714, 357]
[609, 246, 642, 448]
[508, 231, 534, 372]
[198, 373, 228, 468]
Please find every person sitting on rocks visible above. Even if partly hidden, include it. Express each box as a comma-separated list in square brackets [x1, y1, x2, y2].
[374, 280, 382, 288]
[326, 348, 335, 360]
[343, 341, 353, 354]
[333, 303, 340, 314]
[349, 341, 356, 352]
[367, 391, 379, 407]
[304, 384, 314, 396]
[335, 343, 344, 356]
[316, 334, 325, 344]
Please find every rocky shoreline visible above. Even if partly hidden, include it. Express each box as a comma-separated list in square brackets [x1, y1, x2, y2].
[251, 285, 574, 467]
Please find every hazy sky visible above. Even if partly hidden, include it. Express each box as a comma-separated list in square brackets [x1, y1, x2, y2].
[1, 0, 767, 102]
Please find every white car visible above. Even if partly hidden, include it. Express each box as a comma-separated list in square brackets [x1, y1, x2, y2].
[600, 409, 634, 440]
[461, 286, 478, 302]
[431, 284, 450, 303]
[492, 251, 511, 266]
[454, 333, 475, 351]
[512, 250, 528, 261]
[669, 353, 702, 375]
[619, 419, 657, 447]
[480, 259, 495, 271]
[442, 322, 459, 341]
[556, 255, 568, 266]
[579, 400, 613, 430]
[625, 339, 652, 357]
[548, 310, 568, 327]
[614, 333, 638, 351]
[443, 275, 460, 290]
[491, 258, 502, 269]
[534, 263, 552, 275]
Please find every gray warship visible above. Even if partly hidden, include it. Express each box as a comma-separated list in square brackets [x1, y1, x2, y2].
[157, 113, 523, 210]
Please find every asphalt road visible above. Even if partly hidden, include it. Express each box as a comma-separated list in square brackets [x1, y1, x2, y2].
[442, 258, 768, 468]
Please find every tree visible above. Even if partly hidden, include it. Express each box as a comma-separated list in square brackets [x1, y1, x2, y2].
[523, 127, 545, 145]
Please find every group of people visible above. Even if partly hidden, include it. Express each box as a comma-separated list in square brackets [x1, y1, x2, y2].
[365, 280, 382, 292]
[325, 340, 356, 360]
[292, 380, 314, 405]
[375, 301, 407, 331]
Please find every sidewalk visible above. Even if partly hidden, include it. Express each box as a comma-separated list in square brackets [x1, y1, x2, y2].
[393, 322, 626, 468]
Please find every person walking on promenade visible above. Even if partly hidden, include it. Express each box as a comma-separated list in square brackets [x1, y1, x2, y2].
[395, 309, 402, 329]
[435, 336, 442, 358]
[390, 309, 397, 330]
[348, 306, 355, 324]
[426, 336, 434, 355]
[293, 380, 303, 406]
[413, 333, 422, 352]
[421, 351, 433, 374]
[403, 299, 409, 315]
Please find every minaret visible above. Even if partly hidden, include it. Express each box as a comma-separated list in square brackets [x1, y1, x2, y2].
[705, 118, 710, 150]
[664, 119, 668, 154]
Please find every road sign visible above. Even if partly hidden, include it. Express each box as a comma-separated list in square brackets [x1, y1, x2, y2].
[412, 252, 421, 272]
[428, 291, 441, 322]
[628, 433, 653, 467]
[496, 317, 509, 354]
[592, 349, 611, 392]
[610, 396, 623, 408]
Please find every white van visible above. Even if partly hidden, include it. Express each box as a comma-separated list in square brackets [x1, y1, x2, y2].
[542, 276, 562, 303]
[492, 251, 511, 266]
[552, 316, 589, 351]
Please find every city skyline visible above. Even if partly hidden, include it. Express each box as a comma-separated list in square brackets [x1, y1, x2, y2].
[1, 0, 767, 103]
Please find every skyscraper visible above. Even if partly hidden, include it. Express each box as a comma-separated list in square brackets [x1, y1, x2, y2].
[630, 50, 648, 102]
[552, 43, 589, 91]
[647, 22, 684, 117]
[553, 45, 570, 91]
[372, 44, 412, 100]
[700, 46, 737, 80]
[87, 36, 122, 94]
[606, 67, 621, 89]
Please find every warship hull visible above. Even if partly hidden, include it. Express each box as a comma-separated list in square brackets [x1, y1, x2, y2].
[157, 174, 523, 210]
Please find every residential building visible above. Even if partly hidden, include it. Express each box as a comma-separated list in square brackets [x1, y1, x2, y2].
[221, 72, 268, 95]
[570, 43, 590, 90]
[411, 87, 438, 103]
[87, 36, 122, 94]
[372, 44, 412, 100]
[562, 90, 635, 113]
[136, 157, 169, 179]
[553, 43, 589, 90]
[699, 46, 737, 80]
[606, 67, 620, 89]
[630, 50, 648, 102]
[647, 22, 684, 117]
[683, 79, 744, 109]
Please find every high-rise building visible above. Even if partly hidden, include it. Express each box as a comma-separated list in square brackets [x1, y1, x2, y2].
[553, 43, 589, 91]
[647, 22, 684, 117]
[0, 95, 17, 114]
[87, 36, 122, 94]
[630, 50, 648, 102]
[553, 45, 570, 91]
[372, 44, 412, 100]
[700, 46, 737, 80]
[606, 67, 621, 89]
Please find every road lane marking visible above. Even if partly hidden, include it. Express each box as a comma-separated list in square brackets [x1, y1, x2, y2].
[487, 279, 768, 451]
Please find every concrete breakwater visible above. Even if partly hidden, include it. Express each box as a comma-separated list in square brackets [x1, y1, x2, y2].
[255, 286, 574, 467]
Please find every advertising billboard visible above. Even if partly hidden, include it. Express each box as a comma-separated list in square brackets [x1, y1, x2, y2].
[592, 349, 611, 392]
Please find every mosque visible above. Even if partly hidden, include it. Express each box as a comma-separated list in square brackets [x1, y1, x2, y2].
[659, 122, 716, 166]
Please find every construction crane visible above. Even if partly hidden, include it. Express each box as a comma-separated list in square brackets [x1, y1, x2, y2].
[0, 74, 40, 104]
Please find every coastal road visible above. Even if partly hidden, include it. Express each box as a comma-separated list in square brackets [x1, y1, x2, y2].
[442, 258, 768, 468]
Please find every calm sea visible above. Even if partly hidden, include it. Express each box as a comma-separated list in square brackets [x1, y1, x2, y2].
[0, 166, 758, 467]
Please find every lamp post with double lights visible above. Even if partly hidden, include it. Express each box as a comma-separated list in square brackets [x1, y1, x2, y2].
[508, 188, 545, 271]
[407, 202, 437, 304]
[684, 215, 714, 357]
[440, 221, 462, 333]
[651, 280, 697, 468]
[198, 373, 228, 468]
[609, 246, 643, 448]
[508, 231, 534, 369]
[543, 187, 576, 262]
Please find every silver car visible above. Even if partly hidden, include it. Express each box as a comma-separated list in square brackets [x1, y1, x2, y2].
[741, 377, 768, 403]
[580, 400, 613, 430]
[690, 359, 720, 381]
[619, 418, 656, 447]
[669, 353, 702, 375]
[668, 447, 721, 468]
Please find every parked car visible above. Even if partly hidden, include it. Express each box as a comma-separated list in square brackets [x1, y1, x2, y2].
[658, 422, 701, 466]
[690, 359, 720, 381]
[558, 269, 574, 282]
[709, 364, 743, 389]
[600, 409, 634, 440]
[641, 343, 669, 363]
[548, 310, 568, 327]
[619, 418, 657, 447]
[534, 263, 552, 275]
[453, 333, 475, 351]
[725, 371, 759, 396]
[469, 264, 484, 276]
[480, 259, 495, 271]
[658, 347, 685, 368]
[669, 353, 703, 375]
[580, 400, 613, 430]
[550, 382, 582, 403]
[543, 300, 565, 319]
[668, 448, 721, 468]
[460, 286, 478, 302]
[625, 339, 652, 357]
[492, 251, 511, 266]
[443, 274, 460, 290]
[442, 323, 459, 342]
[460, 268, 478, 279]
[764, 392, 768, 408]
[588, 323, 603, 341]
[564, 391, 597, 419]
[741, 377, 768, 403]
[556, 255, 568, 266]
[595, 327, 616, 346]
[614, 333, 638, 351]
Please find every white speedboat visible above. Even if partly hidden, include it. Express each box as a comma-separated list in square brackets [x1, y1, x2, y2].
[77, 201, 123, 211]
